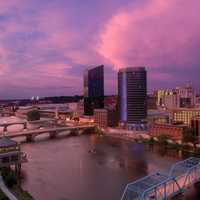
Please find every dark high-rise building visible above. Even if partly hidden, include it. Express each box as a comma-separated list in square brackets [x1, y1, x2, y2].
[118, 67, 147, 126]
[84, 65, 104, 115]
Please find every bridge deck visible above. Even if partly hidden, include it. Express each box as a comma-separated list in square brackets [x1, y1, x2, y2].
[0, 125, 95, 138]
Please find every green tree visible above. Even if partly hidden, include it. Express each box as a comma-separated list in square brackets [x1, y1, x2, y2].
[158, 134, 168, 146]
[1, 168, 17, 188]
[27, 110, 40, 121]
[182, 128, 196, 143]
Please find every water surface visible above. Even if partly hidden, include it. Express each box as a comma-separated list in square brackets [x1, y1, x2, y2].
[20, 135, 183, 200]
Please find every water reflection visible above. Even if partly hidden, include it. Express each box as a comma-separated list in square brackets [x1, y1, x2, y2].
[20, 135, 183, 200]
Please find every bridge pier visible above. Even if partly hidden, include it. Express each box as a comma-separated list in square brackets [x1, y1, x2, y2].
[26, 134, 34, 142]
[49, 131, 57, 139]
[78, 130, 83, 135]
[3, 125, 8, 133]
[71, 129, 79, 136]
[23, 122, 27, 130]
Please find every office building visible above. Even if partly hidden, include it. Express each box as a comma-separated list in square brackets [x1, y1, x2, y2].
[176, 83, 196, 108]
[156, 89, 178, 109]
[172, 108, 200, 126]
[118, 67, 147, 127]
[94, 108, 118, 128]
[84, 65, 104, 115]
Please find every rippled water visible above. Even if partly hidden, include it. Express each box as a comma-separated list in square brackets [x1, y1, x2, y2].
[20, 135, 183, 200]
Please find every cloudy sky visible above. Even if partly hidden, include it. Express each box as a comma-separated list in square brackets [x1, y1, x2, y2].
[0, 0, 199, 99]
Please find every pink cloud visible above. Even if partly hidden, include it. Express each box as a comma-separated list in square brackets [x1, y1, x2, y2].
[97, 0, 200, 71]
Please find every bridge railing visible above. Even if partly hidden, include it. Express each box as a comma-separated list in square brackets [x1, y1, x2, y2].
[121, 157, 200, 200]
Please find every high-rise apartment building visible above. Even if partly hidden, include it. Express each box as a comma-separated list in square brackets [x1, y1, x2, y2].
[176, 83, 196, 108]
[84, 65, 104, 115]
[118, 67, 147, 127]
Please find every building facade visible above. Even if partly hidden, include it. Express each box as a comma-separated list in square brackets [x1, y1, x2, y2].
[84, 65, 104, 115]
[156, 83, 196, 110]
[176, 83, 196, 108]
[94, 109, 118, 128]
[149, 123, 186, 141]
[118, 67, 147, 127]
[172, 108, 200, 126]
[191, 116, 200, 142]
[156, 89, 178, 109]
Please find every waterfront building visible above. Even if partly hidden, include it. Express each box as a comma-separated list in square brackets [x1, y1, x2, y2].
[94, 108, 118, 128]
[84, 65, 104, 115]
[191, 116, 200, 142]
[149, 123, 187, 141]
[172, 108, 200, 126]
[118, 67, 147, 128]
[0, 137, 27, 173]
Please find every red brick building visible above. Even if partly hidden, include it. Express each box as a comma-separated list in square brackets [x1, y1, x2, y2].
[149, 123, 187, 141]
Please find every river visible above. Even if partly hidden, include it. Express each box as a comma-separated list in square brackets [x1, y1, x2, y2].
[19, 134, 189, 200]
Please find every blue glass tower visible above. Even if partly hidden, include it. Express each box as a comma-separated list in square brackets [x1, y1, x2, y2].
[118, 67, 147, 125]
[84, 65, 104, 115]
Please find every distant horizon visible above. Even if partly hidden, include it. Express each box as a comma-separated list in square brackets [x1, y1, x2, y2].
[0, 0, 199, 98]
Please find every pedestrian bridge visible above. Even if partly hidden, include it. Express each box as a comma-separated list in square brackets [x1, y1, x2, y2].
[121, 157, 200, 200]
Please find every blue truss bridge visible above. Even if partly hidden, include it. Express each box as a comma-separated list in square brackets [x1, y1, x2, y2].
[121, 157, 200, 200]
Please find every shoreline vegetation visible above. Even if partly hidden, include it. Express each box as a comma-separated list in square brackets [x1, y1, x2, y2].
[0, 168, 33, 200]
[101, 131, 200, 155]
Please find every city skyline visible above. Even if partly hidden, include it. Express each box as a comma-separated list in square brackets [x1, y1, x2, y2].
[0, 0, 199, 99]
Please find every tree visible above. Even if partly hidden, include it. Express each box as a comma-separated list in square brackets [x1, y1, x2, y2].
[27, 110, 40, 121]
[1, 168, 17, 188]
[158, 134, 168, 146]
[182, 128, 196, 144]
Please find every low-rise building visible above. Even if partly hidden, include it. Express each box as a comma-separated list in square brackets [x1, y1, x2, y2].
[172, 108, 200, 126]
[191, 116, 200, 142]
[0, 137, 27, 173]
[94, 109, 118, 128]
[148, 110, 171, 125]
[149, 123, 187, 141]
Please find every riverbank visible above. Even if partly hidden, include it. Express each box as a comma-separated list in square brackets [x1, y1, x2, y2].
[1, 168, 33, 200]
[103, 130, 200, 155]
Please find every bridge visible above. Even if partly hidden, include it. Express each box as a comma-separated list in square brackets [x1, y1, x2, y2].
[121, 157, 200, 200]
[0, 125, 95, 142]
[0, 119, 57, 133]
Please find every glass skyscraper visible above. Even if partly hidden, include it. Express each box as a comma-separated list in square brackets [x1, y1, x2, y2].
[118, 67, 147, 126]
[84, 65, 104, 115]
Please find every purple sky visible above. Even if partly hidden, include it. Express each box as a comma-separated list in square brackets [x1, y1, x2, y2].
[0, 0, 199, 99]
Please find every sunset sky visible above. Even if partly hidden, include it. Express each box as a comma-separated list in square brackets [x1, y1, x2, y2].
[0, 0, 199, 99]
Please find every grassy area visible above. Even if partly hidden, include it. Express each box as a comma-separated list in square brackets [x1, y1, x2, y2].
[12, 185, 33, 200]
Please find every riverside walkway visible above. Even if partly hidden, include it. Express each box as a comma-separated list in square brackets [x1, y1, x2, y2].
[121, 157, 200, 200]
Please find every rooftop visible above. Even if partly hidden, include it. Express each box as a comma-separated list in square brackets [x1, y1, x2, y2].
[0, 137, 18, 148]
[119, 66, 146, 73]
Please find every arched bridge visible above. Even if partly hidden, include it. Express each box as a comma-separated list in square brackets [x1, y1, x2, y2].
[0, 119, 57, 133]
[121, 157, 200, 200]
[0, 125, 95, 142]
